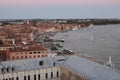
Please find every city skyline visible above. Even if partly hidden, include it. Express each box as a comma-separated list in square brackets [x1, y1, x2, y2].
[0, 0, 120, 19]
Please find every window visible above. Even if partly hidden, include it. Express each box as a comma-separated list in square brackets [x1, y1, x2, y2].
[29, 52, 32, 54]
[42, 55, 44, 57]
[7, 67, 9, 72]
[16, 77, 19, 80]
[39, 61, 43, 66]
[38, 52, 40, 54]
[25, 56, 27, 59]
[34, 75, 36, 80]
[12, 67, 14, 71]
[51, 72, 53, 78]
[29, 56, 31, 58]
[28, 75, 30, 80]
[34, 55, 36, 58]
[17, 56, 19, 59]
[12, 56, 14, 59]
[1, 68, 3, 72]
[21, 56, 23, 59]
[34, 52, 36, 54]
[38, 74, 40, 80]
[24, 76, 26, 80]
[9, 78, 11, 80]
[38, 55, 40, 57]
[57, 71, 59, 77]
[12, 78, 14, 80]
[53, 62, 55, 66]
[45, 73, 48, 79]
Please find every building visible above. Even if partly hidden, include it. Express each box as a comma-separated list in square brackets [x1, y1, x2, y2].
[0, 45, 13, 61]
[0, 56, 120, 80]
[60, 56, 120, 80]
[7, 46, 48, 60]
[0, 45, 57, 61]
[0, 57, 61, 80]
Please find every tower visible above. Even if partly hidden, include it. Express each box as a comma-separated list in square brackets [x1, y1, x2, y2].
[30, 33, 34, 41]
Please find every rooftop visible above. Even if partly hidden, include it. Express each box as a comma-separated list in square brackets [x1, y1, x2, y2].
[9, 46, 48, 52]
[0, 56, 65, 72]
[62, 56, 120, 80]
[0, 55, 120, 80]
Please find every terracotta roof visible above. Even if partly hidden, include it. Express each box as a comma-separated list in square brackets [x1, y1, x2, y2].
[9, 46, 47, 52]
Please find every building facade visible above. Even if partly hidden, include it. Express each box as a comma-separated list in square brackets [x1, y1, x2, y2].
[8, 46, 48, 60]
[0, 56, 120, 80]
[0, 67, 60, 80]
[0, 57, 61, 80]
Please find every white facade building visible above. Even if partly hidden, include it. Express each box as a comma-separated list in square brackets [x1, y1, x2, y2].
[0, 57, 62, 80]
[0, 56, 120, 80]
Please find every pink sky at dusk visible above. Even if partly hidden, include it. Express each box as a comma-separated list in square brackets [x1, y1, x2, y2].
[0, 0, 120, 7]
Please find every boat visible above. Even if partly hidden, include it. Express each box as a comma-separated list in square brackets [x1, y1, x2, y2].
[61, 38, 64, 42]
[72, 27, 78, 31]
[88, 24, 94, 28]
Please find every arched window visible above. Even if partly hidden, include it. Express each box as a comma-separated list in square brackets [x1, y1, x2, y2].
[25, 56, 27, 59]
[16, 77, 19, 80]
[9, 78, 11, 80]
[42, 55, 44, 57]
[53, 62, 55, 66]
[12, 67, 14, 72]
[6, 67, 9, 72]
[38, 74, 40, 80]
[1, 68, 4, 72]
[46, 73, 48, 79]
[28, 75, 30, 80]
[34, 75, 36, 80]
[51, 72, 53, 78]
[38, 55, 40, 57]
[29, 56, 31, 58]
[57, 71, 59, 77]
[12, 56, 14, 59]
[21, 56, 23, 59]
[24, 76, 26, 80]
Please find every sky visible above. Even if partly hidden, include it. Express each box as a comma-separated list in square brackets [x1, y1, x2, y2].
[0, 0, 120, 19]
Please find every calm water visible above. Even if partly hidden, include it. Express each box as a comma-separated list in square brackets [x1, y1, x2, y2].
[52, 24, 120, 70]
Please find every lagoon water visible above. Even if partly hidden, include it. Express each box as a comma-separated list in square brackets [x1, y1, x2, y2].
[52, 24, 120, 70]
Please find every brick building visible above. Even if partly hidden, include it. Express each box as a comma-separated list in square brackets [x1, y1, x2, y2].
[7, 46, 48, 60]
